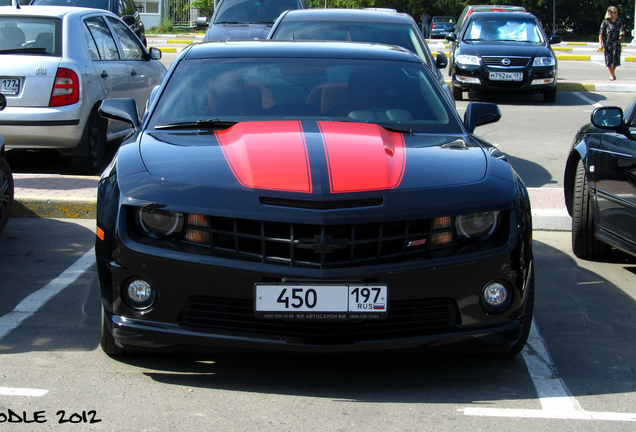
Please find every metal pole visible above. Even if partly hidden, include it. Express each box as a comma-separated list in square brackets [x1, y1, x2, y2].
[553, 0, 556, 35]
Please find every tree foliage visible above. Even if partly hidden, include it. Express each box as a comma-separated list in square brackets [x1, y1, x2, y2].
[305, 0, 634, 41]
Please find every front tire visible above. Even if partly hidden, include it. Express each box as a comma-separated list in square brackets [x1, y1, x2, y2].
[101, 306, 139, 357]
[0, 155, 14, 233]
[71, 110, 105, 175]
[452, 79, 463, 100]
[503, 269, 534, 357]
[571, 159, 611, 259]
[543, 86, 557, 103]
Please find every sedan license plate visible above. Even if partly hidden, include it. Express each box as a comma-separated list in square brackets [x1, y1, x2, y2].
[255, 284, 388, 320]
[0, 77, 21, 95]
[489, 72, 523, 82]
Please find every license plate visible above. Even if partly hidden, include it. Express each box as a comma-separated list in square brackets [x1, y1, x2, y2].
[255, 284, 388, 320]
[0, 77, 21, 95]
[489, 72, 523, 82]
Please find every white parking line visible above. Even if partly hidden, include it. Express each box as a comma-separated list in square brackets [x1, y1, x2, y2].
[0, 248, 95, 342]
[0, 387, 48, 397]
[460, 319, 636, 421]
[573, 91, 603, 108]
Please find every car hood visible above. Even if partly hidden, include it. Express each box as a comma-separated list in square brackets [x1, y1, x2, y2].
[204, 23, 273, 41]
[138, 121, 488, 193]
[459, 41, 552, 58]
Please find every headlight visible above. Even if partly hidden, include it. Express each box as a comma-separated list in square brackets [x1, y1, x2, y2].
[455, 211, 499, 241]
[533, 57, 555, 66]
[137, 207, 184, 240]
[455, 54, 481, 66]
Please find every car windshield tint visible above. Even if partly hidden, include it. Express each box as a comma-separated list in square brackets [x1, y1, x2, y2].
[464, 18, 543, 43]
[271, 21, 431, 68]
[31, 0, 110, 9]
[0, 18, 60, 55]
[215, 0, 301, 24]
[147, 57, 461, 134]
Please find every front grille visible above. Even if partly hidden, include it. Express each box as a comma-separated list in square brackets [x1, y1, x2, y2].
[181, 297, 458, 344]
[131, 209, 509, 269]
[482, 56, 530, 67]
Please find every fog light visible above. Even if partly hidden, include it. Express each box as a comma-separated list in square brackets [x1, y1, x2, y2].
[482, 282, 512, 313]
[531, 78, 554, 85]
[455, 75, 481, 84]
[123, 279, 156, 310]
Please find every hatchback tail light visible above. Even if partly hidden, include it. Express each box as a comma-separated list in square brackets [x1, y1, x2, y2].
[49, 67, 79, 107]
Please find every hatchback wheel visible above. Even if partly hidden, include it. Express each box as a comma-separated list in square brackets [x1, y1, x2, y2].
[0, 155, 14, 233]
[571, 159, 611, 259]
[71, 111, 105, 175]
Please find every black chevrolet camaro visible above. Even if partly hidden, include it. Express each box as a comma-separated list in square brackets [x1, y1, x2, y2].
[565, 99, 636, 260]
[95, 41, 534, 356]
[447, 11, 561, 102]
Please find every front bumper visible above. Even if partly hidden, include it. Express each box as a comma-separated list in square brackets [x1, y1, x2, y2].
[453, 64, 557, 94]
[97, 211, 533, 354]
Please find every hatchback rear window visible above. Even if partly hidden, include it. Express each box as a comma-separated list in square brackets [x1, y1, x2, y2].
[0, 17, 61, 55]
[30, 0, 110, 9]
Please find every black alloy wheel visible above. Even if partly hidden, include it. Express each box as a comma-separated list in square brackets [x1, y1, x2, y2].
[571, 159, 611, 259]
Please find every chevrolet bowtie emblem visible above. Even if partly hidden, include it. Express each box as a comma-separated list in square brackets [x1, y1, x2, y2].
[295, 235, 348, 253]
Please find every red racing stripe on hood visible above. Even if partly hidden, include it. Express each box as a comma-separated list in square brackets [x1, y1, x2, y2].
[216, 121, 312, 193]
[318, 122, 406, 193]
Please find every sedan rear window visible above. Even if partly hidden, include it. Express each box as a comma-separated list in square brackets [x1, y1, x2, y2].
[271, 21, 431, 68]
[0, 17, 61, 55]
[148, 57, 462, 134]
[464, 18, 544, 43]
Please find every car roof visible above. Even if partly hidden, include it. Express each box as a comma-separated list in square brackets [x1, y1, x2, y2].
[466, 11, 538, 21]
[277, 8, 416, 24]
[185, 40, 422, 62]
[0, 5, 113, 18]
[469, 5, 526, 12]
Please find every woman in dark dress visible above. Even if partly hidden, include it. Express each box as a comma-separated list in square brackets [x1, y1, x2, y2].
[599, 5, 626, 81]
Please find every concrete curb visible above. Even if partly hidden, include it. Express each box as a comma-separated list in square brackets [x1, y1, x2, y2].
[12, 196, 96, 219]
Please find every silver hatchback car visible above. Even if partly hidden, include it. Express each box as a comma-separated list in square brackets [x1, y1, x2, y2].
[0, 5, 166, 174]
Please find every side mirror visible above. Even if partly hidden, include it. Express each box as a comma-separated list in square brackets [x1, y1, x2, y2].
[549, 35, 562, 45]
[0, 93, 6, 111]
[591, 107, 623, 129]
[464, 102, 501, 133]
[436, 51, 448, 69]
[121, 15, 136, 26]
[446, 32, 457, 42]
[99, 98, 140, 130]
[148, 46, 162, 60]
[196, 16, 208, 27]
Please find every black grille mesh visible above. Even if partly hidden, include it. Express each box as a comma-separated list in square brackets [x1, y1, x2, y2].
[181, 297, 458, 344]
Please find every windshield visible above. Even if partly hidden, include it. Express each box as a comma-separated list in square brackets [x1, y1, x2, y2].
[0, 18, 60, 55]
[215, 0, 302, 24]
[147, 57, 461, 134]
[270, 21, 432, 69]
[464, 18, 544, 43]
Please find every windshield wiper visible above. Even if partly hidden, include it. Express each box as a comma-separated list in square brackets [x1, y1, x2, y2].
[378, 124, 416, 134]
[154, 118, 237, 130]
[0, 47, 48, 54]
